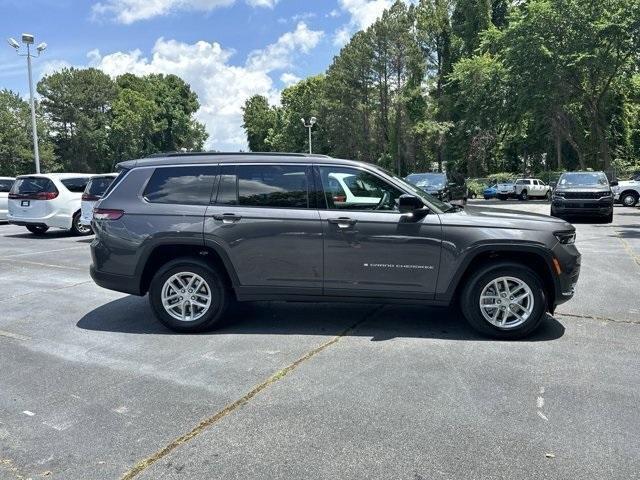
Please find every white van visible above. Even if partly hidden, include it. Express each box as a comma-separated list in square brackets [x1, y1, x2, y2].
[8, 173, 95, 235]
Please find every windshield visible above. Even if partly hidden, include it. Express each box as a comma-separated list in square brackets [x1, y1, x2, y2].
[558, 172, 609, 187]
[405, 173, 446, 189]
[374, 167, 452, 212]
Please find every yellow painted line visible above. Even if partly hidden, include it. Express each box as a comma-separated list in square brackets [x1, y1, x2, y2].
[120, 306, 383, 480]
[615, 231, 640, 268]
[0, 330, 30, 341]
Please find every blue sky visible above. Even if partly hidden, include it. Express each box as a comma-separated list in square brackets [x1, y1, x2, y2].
[1, 0, 397, 150]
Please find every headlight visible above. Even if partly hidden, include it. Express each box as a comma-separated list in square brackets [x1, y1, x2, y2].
[601, 191, 612, 198]
[554, 231, 576, 245]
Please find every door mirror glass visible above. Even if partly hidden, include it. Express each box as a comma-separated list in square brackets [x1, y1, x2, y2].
[398, 194, 424, 214]
[609, 180, 618, 187]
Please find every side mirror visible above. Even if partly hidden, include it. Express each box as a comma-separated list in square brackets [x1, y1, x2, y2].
[609, 180, 618, 187]
[398, 194, 425, 214]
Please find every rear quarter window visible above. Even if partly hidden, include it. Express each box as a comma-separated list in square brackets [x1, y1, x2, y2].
[0, 180, 13, 192]
[144, 166, 218, 205]
[61, 177, 92, 193]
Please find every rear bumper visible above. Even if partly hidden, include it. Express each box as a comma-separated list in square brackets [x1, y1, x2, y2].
[90, 265, 142, 296]
[7, 213, 72, 229]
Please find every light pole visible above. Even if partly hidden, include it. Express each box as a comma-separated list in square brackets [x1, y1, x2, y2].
[8, 34, 47, 174]
[301, 117, 317, 154]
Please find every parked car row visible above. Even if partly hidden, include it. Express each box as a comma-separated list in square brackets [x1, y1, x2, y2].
[3, 173, 116, 234]
[0, 176, 15, 221]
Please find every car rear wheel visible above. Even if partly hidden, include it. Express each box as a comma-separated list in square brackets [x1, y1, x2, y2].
[519, 190, 528, 201]
[149, 258, 231, 333]
[460, 262, 546, 339]
[621, 192, 638, 207]
[26, 225, 49, 235]
[70, 211, 92, 236]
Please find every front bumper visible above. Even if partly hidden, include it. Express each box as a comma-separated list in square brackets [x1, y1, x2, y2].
[551, 197, 613, 216]
[551, 243, 581, 307]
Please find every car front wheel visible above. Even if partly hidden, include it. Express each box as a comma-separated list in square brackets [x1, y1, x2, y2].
[149, 258, 231, 332]
[621, 192, 638, 207]
[460, 262, 546, 339]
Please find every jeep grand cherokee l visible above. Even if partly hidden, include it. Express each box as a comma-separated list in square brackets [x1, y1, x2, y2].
[551, 171, 615, 223]
[90, 153, 581, 339]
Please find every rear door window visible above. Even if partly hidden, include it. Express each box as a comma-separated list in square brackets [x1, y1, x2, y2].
[61, 177, 92, 193]
[144, 166, 218, 205]
[215, 165, 310, 209]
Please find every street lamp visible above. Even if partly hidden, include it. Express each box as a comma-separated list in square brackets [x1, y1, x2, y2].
[7, 33, 47, 174]
[301, 117, 317, 155]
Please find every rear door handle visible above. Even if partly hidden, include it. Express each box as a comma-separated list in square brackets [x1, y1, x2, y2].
[328, 217, 357, 229]
[213, 213, 242, 224]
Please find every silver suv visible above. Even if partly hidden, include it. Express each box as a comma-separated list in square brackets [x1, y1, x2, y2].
[89, 153, 581, 339]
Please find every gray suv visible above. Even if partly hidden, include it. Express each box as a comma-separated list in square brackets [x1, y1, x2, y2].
[90, 153, 581, 339]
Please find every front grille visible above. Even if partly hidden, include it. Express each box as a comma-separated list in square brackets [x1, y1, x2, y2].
[563, 191, 608, 199]
[564, 202, 601, 208]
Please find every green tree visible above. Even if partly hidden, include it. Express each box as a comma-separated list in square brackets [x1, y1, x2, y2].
[242, 95, 277, 152]
[0, 89, 56, 176]
[37, 67, 116, 172]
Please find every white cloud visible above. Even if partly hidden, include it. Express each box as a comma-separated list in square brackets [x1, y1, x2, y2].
[92, 0, 277, 24]
[280, 72, 301, 86]
[246, 22, 323, 71]
[88, 23, 323, 151]
[333, 0, 414, 45]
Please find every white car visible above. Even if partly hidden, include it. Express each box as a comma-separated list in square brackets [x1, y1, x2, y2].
[8, 173, 95, 235]
[613, 175, 640, 207]
[327, 172, 382, 207]
[81, 174, 118, 226]
[498, 178, 551, 200]
[0, 177, 15, 222]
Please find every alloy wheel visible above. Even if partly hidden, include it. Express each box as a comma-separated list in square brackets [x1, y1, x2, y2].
[161, 272, 212, 322]
[479, 276, 534, 329]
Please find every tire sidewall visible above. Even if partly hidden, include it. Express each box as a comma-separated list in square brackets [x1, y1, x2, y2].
[622, 193, 638, 207]
[71, 212, 93, 236]
[149, 259, 228, 333]
[461, 263, 546, 339]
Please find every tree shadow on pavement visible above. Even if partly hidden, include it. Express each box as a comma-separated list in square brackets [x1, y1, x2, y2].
[77, 295, 565, 342]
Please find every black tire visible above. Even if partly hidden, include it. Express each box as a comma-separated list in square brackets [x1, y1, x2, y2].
[70, 211, 93, 236]
[620, 192, 638, 207]
[460, 262, 547, 339]
[603, 211, 614, 224]
[149, 258, 231, 333]
[498, 195, 507, 201]
[26, 225, 49, 235]
[519, 190, 528, 201]
[550, 208, 560, 219]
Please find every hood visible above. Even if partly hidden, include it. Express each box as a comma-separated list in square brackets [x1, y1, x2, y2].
[441, 204, 572, 231]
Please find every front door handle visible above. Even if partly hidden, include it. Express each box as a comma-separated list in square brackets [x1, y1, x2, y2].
[213, 213, 242, 224]
[328, 217, 357, 229]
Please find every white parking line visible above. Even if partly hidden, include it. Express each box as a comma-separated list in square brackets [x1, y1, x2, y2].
[0, 259, 86, 272]
[0, 330, 31, 341]
[0, 245, 86, 260]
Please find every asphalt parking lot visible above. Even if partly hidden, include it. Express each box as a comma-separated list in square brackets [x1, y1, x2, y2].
[1, 202, 639, 480]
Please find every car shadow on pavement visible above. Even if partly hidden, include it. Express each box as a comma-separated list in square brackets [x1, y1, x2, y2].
[4, 231, 93, 240]
[77, 295, 565, 342]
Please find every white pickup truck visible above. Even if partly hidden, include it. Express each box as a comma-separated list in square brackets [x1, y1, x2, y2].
[497, 178, 551, 201]
[613, 174, 640, 207]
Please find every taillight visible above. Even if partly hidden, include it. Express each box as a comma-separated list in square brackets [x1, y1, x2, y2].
[82, 193, 100, 201]
[8, 191, 58, 200]
[35, 191, 58, 200]
[93, 208, 124, 220]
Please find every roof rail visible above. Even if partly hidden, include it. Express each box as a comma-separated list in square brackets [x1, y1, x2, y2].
[145, 151, 331, 159]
